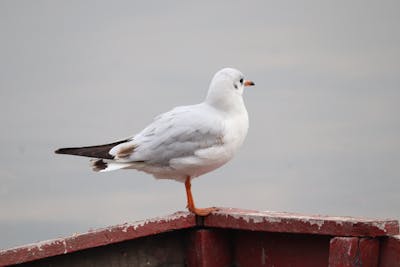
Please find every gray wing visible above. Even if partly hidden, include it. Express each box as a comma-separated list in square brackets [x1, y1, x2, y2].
[128, 104, 224, 165]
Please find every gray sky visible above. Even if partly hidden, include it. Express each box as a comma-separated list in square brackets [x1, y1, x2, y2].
[0, 1, 399, 249]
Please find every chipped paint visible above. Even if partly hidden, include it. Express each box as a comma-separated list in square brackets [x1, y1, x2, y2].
[62, 240, 67, 254]
[111, 211, 192, 232]
[371, 221, 389, 232]
[216, 209, 396, 230]
[0, 211, 195, 266]
[206, 208, 399, 237]
[347, 241, 353, 256]
[261, 247, 266, 265]
[308, 219, 325, 229]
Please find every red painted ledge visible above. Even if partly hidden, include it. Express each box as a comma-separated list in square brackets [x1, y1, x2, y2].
[205, 208, 399, 237]
[0, 212, 196, 266]
[0, 208, 398, 266]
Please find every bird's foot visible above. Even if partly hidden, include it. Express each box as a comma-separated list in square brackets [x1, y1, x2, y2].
[187, 206, 219, 216]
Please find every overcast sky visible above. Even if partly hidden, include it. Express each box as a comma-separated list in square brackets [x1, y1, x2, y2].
[0, 1, 399, 249]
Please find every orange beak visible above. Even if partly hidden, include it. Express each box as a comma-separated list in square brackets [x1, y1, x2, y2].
[244, 80, 255, 87]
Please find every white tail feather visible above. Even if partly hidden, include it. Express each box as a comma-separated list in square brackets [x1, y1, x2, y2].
[91, 159, 133, 172]
[100, 162, 133, 172]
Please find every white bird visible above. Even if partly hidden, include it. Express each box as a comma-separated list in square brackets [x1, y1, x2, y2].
[55, 68, 255, 216]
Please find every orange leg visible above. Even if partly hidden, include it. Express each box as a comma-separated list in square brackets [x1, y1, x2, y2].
[184, 176, 217, 216]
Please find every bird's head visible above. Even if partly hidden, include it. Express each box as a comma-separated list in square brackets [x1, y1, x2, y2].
[206, 68, 255, 111]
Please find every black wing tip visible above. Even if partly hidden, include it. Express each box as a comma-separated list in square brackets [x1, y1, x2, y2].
[54, 148, 66, 154]
[91, 159, 108, 172]
[54, 147, 90, 157]
[54, 139, 130, 158]
[53, 146, 115, 159]
[54, 147, 77, 155]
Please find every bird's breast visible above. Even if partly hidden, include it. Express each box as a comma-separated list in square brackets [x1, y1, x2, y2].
[221, 111, 249, 155]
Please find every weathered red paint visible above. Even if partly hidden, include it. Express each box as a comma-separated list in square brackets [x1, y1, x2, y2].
[234, 231, 330, 267]
[205, 208, 399, 237]
[359, 238, 380, 267]
[329, 237, 360, 267]
[0, 212, 195, 266]
[0, 208, 398, 266]
[328, 237, 379, 267]
[380, 235, 400, 267]
[186, 229, 231, 267]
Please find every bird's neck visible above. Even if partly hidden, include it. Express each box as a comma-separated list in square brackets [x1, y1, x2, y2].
[205, 94, 247, 116]
[205, 83, 246, 114]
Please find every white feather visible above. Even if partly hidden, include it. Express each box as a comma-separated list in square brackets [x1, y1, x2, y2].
[99, 162, 133, 172]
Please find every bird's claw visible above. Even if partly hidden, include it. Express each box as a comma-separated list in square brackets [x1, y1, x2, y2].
[188, 206, 219, 216]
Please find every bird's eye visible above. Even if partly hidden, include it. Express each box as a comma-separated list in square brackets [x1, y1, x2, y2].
[239, 78, 243, 84]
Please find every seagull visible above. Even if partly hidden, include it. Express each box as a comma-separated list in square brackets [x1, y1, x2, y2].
[55, 68, 255, 216]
